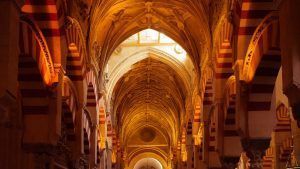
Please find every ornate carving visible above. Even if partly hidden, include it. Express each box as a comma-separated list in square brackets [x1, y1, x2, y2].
[92, 41, 102, 64]
[210, 0, 226, 32]
[241, 139, 270, 169]
[75, 0, 89, 21]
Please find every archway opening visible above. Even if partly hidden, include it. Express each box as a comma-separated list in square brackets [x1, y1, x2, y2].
[133, 158, 163, 169]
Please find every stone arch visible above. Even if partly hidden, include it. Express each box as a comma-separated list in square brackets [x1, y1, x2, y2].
[90, 0, 212, 86]
[66, 44, 85, 81]
[274, 103, 291, 132]
[106, 47, 193, 104]
[106, 117, 113, 148]
[21, 0, 66, 65]
[86, 83, 97, 117]
[65, 17, 88, 82]
[237, 0, 277, 62]
[192, 94, 201, 136]
[221, 76, 243, 168]
[19, 16, 58, 86]
[242, 12, 281, 138]
[83, 128, 90, 154]
[98, 98, 107, 150]
[241, 11, 280, 83]
[223, 75, 238, 137]
[214, 16, 234, 79]
[261, 103, 292, 168]
[84, 68, 103, 166]
[83, 109, 92, 155]
[128, 152, 168, 169]
[62, 76, 79, 141]
[85, 69, 100, 102]
[18, 16, 58, 144]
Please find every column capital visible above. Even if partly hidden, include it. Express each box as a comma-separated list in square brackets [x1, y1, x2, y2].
[241, 138, 270, 169]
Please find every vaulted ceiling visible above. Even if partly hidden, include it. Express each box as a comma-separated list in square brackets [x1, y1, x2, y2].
[90, 0, 211, 77]
[89, 0, 211, 165]
[113, 58, 185, 144]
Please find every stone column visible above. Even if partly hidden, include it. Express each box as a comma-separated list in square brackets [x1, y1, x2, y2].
[279, 0, 300, 164]
[106, 149, 112, 169]
[187, 140, 194, 168]
[0, 0, 23, 97]
[193, 145, 199, 169]
[279, 0, 300, 125]
[241, 139, 270, 169]
[89, 125, 98, 168]
[203, 120, 210, 167]
[0, 1, 24, 169]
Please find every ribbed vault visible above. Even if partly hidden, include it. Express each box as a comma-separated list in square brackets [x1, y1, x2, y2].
[107, 28, 195, 165]
[90, 0, 210, 77]
[113, 58, 187, 146]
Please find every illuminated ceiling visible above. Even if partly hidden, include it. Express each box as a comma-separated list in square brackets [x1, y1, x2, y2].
[105, 29, 195, 165]
[90, 0, 211, 166]
[90, 0, 211, 77]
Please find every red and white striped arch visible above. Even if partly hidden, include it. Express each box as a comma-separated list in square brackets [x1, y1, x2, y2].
[21, 0, 66, 64]
[19, 16, 59, 116]
[237, 0, 276, 61]
[215, 18, 234, 79]
[192, 94, 201, 136]
[65, 17, 88, 81]
[223, 76, 238, 137]
[106, 116, 113, 148]
[85, 70, 99, 100]
[181, 127, 186, 151]
[274, 103, 291, 132]
[83, 109, 92, 154]
[62, 76, 79, 141]
[244, 12, 281, 138]
[209, 111, 217, 152]
[19, 16, 58, 86]
[192, 68, 213, 141]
